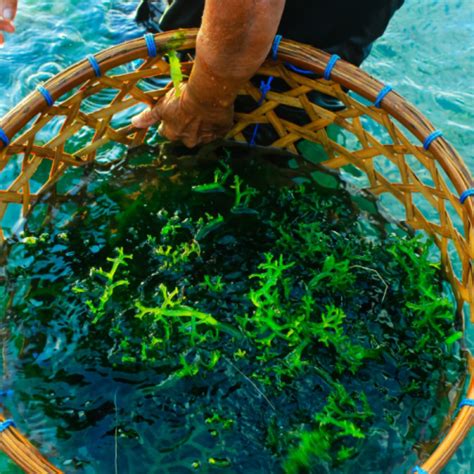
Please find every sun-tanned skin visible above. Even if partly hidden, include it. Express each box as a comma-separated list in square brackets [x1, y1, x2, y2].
[132, 0, 286, 147]
[0, 0, 17, 45]
[0, 0, 285, 148]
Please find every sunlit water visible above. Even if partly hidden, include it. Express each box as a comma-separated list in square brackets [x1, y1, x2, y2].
[0, 0, 472, 472]
[0, 145, 466, 473]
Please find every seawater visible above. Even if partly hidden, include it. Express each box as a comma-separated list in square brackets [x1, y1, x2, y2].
[0, 145, 466, 472]
[0, 0, 472, 472]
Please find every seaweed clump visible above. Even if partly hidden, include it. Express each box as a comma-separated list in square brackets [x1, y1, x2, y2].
[3, 148, 464, 472]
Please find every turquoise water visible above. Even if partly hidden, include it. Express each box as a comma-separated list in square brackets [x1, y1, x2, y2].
[0, 0, 472, 472]
[0, 144, 467, 473]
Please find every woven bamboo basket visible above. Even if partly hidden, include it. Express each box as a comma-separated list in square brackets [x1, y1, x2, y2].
[0, 30, 472, 474]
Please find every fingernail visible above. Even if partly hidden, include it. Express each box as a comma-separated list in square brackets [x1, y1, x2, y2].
[2, 23, 14, 33]
[3, 8, 13, 20]
[132, 117, 146, 129]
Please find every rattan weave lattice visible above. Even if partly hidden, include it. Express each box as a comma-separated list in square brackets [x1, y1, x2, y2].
[0, 30, 472, 474]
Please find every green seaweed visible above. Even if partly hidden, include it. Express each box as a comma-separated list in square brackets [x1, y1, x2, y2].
[284, 385, 373, 472]
[166, 50, 184, 97]
[195, 213, 224, 240]
[308, 255, 356, 291]
[135, 284, 219, 346]
[74, 247, 132, 324]
[162, 31, 186, 53]
[200, 275, 224, 293]
[7, 150, 464, 472]
[192, 163, 232, 194]
[154, 240, 200, 270]
[387, 236, 459, 349]
[231, 174, 258, 213]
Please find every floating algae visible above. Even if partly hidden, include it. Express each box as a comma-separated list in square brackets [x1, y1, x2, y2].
[0, 144, 465, 473]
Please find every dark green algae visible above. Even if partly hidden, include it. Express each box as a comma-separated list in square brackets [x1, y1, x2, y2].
[0, 143, 465, 473]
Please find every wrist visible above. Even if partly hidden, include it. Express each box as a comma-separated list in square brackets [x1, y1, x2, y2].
[181, 80, 234, 124]
[184, 57, 242, 116]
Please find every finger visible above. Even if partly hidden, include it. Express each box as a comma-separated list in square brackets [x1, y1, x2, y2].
[201, 134, 217, 145]
[181, 135, 199, 149]
[131, 105, 162, 129]
[157, 122, 166, 137]
[1, 0, 18, 21]
[0, 18, 15, 33]
[157, 123, 178, 142]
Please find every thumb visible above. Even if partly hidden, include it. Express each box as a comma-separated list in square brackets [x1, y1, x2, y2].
[131, 104, 162, 129]
[1, 0, 18, 21]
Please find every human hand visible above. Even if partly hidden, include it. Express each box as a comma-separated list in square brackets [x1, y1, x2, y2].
[132, 84, 234, 148]
[0, 0, 18, 46]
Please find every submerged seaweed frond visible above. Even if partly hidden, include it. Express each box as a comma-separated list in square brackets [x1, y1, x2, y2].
[82, 247, 132, 324]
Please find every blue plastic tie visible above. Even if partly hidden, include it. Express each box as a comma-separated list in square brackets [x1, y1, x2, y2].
[374, 85, 393, 108]
[323, 54, 340, 80]
[0, 419, 15, 433]
[459, 398, 474, 408]
[412, 466, 428, 474]
[87, 54, 102, 77]
[258, 76, 274, 105]
[459, 189, 474, 204]
[36, 85, 54, 107]
[423, 130, 443, 150]
[250, 76, 274, 146]
[249, 124, 260, 147]
[0, 389, 13, 397]
[0, 128, 9, 146]
[272, 34, 282, 60]
[285, 63, 314, 75]
[145, 33, 157, 58]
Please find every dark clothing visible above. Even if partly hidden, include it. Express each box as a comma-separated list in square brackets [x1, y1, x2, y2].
[137, 0, 404, 66]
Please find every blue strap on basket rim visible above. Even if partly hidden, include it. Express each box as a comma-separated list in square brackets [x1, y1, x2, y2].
[285, 63, 314, 75]
[87, 54, 102, 77]
[272, 35, 332, 77]
[36, 85, 54, 107]
[145, 33, 157, 58]
[323, 54, 340, 80]
[459, 189, 474, 204]
[249, 76, 274, 146]
[0, 419, 16, 433]
[0, 389, 13, 397]
[422, 130, 443, 150]
[412, 466, 428, 474]
[0, 128, 9, 146]
[459, 398, 474, 408]
[374, 85, 393, 108]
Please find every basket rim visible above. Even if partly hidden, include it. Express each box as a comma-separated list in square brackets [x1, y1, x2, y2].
[0, 29, 472, 223]
[0, 29, 472, 474]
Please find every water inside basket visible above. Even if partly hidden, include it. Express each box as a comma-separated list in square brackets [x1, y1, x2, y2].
[0, 142, 465, 473]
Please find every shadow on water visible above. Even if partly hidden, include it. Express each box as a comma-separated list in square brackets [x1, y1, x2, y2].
[0, 142, 466, 473]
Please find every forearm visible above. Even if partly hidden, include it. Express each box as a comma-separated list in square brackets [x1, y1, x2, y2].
[185, 0, 285, 115]
[132, 0, 285, 145]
